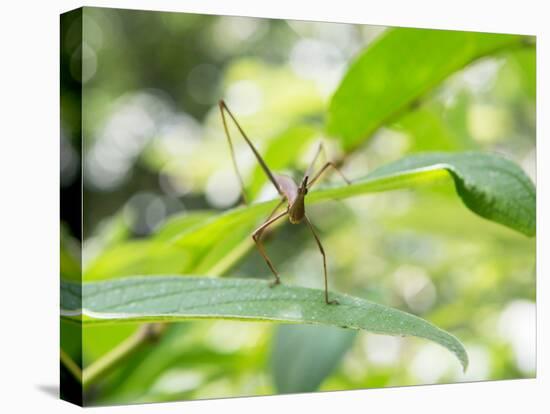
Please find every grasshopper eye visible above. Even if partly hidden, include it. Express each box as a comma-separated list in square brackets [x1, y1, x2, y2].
[304, 188, 308, 195]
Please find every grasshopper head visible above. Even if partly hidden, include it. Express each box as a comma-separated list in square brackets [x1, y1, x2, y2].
[299, 175, 309, 195]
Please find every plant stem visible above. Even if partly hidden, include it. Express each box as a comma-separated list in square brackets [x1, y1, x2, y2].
[60, 348, 82, 383]
[82, 323, 166, 389]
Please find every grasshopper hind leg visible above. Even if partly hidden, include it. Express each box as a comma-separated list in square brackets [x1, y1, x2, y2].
[251, 206, 287, 288]
[303, 214, 339, 305]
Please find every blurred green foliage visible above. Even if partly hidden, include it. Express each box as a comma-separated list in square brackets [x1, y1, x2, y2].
[60, 6, 536, 405]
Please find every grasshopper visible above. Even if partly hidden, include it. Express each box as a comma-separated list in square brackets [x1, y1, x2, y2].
[219, 100, 350, 304]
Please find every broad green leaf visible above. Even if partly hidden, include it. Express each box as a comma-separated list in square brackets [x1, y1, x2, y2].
[84, 211, 215, 280]
[327, 27, 525, 151]
[61, 276, 468, 370]
[350, 152, 536, 237]
[83, 240, 192, 280]
[172, 203, 274, 276]
[271, 324, 356, 393]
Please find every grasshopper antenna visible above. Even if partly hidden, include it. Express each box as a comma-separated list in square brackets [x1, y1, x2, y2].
[219, 100, 249, 204]
[219, 100, 282, 205]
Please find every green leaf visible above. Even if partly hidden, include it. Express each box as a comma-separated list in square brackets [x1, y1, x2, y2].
[171, 203, 274, 276]
[343, 152, 536, 237]
[327, 27, 525, 151]
[84, 211, 215, 280]
[83, 240, 192, 280]
[153, 211, 214, 242]
[271, 324, 357, 393]
[61, 276, 468, 370]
